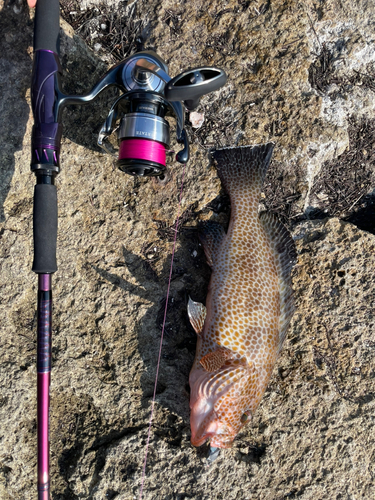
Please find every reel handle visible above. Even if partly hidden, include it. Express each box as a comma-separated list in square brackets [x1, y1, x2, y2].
[165, 68, 227, 110]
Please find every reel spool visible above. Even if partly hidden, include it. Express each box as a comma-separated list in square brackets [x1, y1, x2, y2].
[114, 91, 172, 176]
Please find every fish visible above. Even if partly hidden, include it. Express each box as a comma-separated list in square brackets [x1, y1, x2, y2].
[187, 143, 296, 451]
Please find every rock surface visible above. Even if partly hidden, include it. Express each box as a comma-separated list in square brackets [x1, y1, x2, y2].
[0, 0, 375, 499]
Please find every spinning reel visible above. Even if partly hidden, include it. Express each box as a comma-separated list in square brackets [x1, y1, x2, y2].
[31, 50, 227, 178]
[98, 52, 227, 177]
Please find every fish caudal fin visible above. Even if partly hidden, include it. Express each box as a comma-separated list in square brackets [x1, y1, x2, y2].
[199, 222, 226, 268]
[212, 143, 274, 199]
[259, 211, 297, 351]
[188, 296, 207, 336]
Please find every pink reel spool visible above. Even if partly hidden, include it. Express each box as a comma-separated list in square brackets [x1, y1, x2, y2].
[118, 138, 167, 177]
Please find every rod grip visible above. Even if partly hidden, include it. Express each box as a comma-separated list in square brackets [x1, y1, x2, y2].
[34, 0, 60, 54]
[32, 184, 58, 274]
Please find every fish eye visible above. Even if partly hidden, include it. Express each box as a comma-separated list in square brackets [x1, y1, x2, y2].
[240, 413, 248, 423]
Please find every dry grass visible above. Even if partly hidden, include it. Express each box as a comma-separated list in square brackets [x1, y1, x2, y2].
[60, 0, 145, 61]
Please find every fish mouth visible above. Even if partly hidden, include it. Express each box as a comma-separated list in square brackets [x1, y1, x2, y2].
[191, 434, 211, 447]
[190, 400, 236, 448]
[191, 419, 236, 448]
[189, 397, 216, 447]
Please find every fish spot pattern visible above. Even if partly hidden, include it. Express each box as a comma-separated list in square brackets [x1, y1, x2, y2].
[189, 144, 296, 449]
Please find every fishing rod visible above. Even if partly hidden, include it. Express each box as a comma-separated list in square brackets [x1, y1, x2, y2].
[31, 1, 226, 497]
[31, 2, 60, 498]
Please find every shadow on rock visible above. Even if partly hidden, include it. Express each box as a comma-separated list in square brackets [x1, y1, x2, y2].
[50, 226, 212, 498]
[346, 192, 375, 235]
[58, 20, 118, 153]
[91, 236, 210, 424]
[0, 1, 32, 222]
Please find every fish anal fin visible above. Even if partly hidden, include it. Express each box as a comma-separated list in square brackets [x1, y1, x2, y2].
[200, 347, 232, 372]
[188, 296, 207, 336]
[199, 222, 226, 268]
[259, 211, 296, 349]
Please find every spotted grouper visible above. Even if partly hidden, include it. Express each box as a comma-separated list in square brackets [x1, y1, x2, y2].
[188, 144, 296, 452]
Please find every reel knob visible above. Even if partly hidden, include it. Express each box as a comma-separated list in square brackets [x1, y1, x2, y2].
[165, 68, 227, 110]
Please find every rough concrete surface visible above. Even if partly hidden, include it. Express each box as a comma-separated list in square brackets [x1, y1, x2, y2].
[0, 0, 375, 499]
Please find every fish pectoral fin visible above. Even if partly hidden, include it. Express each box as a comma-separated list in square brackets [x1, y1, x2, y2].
[200, 347, 232, 372]
[188, 296, 207, 336]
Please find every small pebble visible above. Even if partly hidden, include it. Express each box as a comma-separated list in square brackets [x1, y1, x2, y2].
[189, 112, 205, 128]
[94, 43, 102, 52]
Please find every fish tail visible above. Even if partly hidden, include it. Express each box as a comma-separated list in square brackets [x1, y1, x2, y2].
[212, 143, 274, 198]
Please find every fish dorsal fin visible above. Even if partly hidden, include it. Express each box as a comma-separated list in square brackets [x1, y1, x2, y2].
[200, 347, 233, 372]
[188, 296, 207, 336]
[199, 222, 226, 268]
[259, 211, 297, 351]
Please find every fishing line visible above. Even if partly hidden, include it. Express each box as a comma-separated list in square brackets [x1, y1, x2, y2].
[139, 163, 186, 499]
